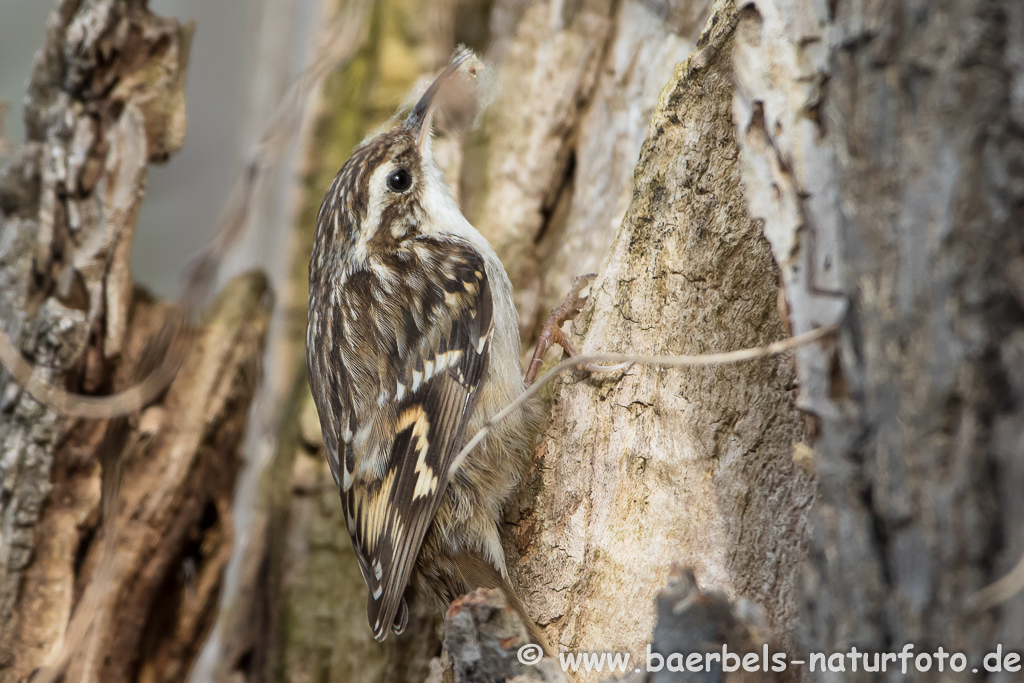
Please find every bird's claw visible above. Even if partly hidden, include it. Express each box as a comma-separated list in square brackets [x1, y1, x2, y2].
[526, 274, 625, 385]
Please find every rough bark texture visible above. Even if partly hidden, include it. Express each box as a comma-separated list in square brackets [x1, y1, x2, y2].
[505, 0, 812, 671]
[471, 0, 711, 342]
[442, 588, 568, 683]
[731, 0, 1024, 678]
[0, 1, 271, 681]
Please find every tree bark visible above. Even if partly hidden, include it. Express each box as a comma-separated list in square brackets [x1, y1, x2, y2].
[471, 0, 712, 342]
[212, 0, 817, 681]
[504, 0, 814, 663]
[440, 569, 783, 683]
[0, 2, 271, 681]
[732, 0, 1024, 675]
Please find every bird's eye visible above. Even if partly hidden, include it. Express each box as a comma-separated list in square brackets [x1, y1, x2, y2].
[387, 169, 412, 192]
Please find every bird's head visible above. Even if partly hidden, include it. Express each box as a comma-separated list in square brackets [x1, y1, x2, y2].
[311, 50, 477, 280]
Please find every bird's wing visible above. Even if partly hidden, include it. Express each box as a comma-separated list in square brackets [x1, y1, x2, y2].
[334, 240, 494, 640]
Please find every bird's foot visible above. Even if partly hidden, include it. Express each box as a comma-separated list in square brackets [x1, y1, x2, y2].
[524, 274, 631, 385]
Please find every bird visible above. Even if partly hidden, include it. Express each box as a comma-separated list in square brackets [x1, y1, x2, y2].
[305, 50, 547, 645]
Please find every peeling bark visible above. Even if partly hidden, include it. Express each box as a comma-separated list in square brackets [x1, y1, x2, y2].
[0, 2, 271, 681]
[471, 0, 713, 342]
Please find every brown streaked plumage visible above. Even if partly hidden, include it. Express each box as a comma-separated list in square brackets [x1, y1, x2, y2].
[306, 50, 544, 644]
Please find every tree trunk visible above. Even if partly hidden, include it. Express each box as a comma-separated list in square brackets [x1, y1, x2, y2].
[505, 0, 813, 659]
[732, 0, 1024, 675]
[0, 2, 271, 681]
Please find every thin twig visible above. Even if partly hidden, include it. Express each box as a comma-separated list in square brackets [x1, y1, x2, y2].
[452, 324, 839, 471]
[969, 551, 1024, 612]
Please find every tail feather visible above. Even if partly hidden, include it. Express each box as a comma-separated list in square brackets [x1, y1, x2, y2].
[452, 551, 553, 657]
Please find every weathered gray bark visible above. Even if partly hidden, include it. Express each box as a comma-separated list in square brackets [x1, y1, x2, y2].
[732, 0, 1024, 677]
[0, 2, 271, 681]
[472, 0, 714, 342]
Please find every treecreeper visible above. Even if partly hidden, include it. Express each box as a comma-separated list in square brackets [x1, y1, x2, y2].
[305, 49, 552, 648]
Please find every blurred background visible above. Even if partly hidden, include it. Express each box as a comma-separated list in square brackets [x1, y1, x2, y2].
[2, 1, 272, 297]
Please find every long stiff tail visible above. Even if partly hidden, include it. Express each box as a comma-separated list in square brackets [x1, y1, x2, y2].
[452, 551, 553, 656]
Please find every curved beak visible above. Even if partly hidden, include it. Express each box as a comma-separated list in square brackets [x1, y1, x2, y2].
[404, 49, 475, 150]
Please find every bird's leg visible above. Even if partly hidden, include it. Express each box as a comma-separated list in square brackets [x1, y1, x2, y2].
[524, 274, 631, 386]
